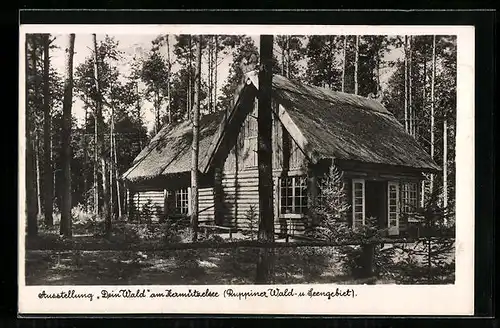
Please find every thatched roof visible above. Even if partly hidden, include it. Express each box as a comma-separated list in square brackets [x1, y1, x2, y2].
[123, 72, 439, 183]
[261, 73, 440, 172]
[122, 111, 225, 183]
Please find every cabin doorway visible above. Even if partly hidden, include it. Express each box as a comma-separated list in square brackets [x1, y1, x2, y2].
[365, 181, 387, 230]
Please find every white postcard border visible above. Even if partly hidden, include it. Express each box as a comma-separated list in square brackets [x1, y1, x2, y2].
[18, 24, 475, 315]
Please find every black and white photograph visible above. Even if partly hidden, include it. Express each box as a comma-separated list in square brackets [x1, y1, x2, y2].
[19, 24, 474, 315]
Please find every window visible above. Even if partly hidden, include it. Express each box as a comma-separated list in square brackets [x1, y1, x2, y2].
[401, 182, 418, 214]
[352, 179, 365, 227]
[243, 103, 258, 168]
[387, 182, 399, 230]
[280, 176, 308, 215]
[175, 188, 189, 215]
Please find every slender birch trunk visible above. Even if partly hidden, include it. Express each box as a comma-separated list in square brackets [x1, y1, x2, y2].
[60, 33, 75, 238]
[443, 118, 448, 211]
[214, 35, 218, 110]
[190, 35, 202, 241]
[92, 34, 111, 236]
[281, 39, 285, 75]
[93, 104, 99, 216]
[208, 37, 213, 113]
[286, 36, 291, 78]
[114, 130, 122, 218]
[83, 107, 88, 211]
[430, 35, 437, 195]
[404, 36, 409, 133]
[187, 35, 192, 121]
[166, 36, 172, 123]
[341, 35, 347, 93]
[410, 38, 414, 136]
[354, 35, 359, 95]
[420, 47, 427, 140]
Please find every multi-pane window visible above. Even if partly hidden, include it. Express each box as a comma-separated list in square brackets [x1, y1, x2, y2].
[401, 182, 418, 214]
[175, 188, 189, 215]
[352, 179, 365, 227]
[388, 182, 399, 229]
[280, 176, 308, 215]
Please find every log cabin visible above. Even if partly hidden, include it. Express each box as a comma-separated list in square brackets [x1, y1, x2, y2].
[122, 71, 440, 237]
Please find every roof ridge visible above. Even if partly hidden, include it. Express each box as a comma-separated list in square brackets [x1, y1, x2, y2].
[273, 76, 390, 115]
[274, 83, 393, 116]
[244, 71, 390, 115]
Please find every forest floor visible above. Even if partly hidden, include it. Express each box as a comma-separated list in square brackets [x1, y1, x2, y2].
[24, 221, 455, 285]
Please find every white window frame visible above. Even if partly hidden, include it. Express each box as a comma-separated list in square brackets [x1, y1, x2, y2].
[351, 179, 365, 227]
[401, 181, 418, 215]
[175, 188, 190, 215]
[279, 175, 308, 217]
[387, 181, 400, 234]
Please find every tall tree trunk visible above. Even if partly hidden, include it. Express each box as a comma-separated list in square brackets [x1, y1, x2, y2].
[110, 82, 115, 221]
[214, 35, 218, 111]
[35, 131, 42, 216]
[409, 36, 414, 137]
[83, 106, 88, 211]
[42, 34, 53, 226]
[419, 43, 428, 206]
[166, 36, 172, 123]
[430, 35, 437, 195]
[255, 35, 275, 284]
[92, 34, 111, 236]
[443, 118, 448, 210]
[375, 50, 381, 96]
[404, 35, 409, 133]
[341, 35, 347, 93]
[26, 134, 38, 238]
[156, 90, 161, 134]
[93, 107, 99, 216]
[135, 82, 143, 150]
[286, 36, 291, 78]
[354, 35, 359, 95]
[208, 37, 213, 113]
[114, 127, 122, 218]
[60, 33, 75, 237]
[187, 35, 192, 121]
[281, 40, 285, 75]
[420, 48, 427, 140]
[26, 36, 38, 238]
[30, 37, 42, 219]
[190, 35, 202, 242]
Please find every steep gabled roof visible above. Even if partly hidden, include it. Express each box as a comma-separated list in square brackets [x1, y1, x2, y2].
[265, 73, 440, 171]
[122, 111, 225, 183]
[123, 72, 439, 183]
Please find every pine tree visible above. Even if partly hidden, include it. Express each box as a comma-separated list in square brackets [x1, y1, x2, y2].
[255, 35, 275, 284]
[190, 35, 202, 241]
[60, 34, 75, 237]
[42, 34, 54, 226]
